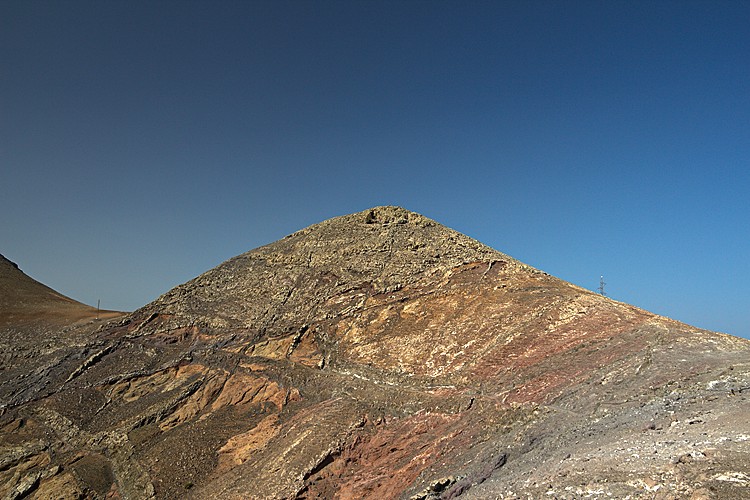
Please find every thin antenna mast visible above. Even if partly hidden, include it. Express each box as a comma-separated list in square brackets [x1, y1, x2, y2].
[597, 276, 606, 296]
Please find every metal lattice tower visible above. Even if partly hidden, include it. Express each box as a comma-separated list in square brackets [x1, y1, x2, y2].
[598, 275, 607, 296]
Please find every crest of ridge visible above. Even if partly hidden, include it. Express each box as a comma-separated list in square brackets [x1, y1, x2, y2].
[134, 206, 531, 334]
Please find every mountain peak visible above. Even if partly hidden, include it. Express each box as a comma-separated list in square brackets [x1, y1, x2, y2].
[3, 210, 749, 499]
[133, 206, 526, 339]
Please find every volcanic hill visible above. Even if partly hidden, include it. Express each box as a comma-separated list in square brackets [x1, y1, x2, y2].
[1, 206, 749, 499]
[0, 254, 121, 328]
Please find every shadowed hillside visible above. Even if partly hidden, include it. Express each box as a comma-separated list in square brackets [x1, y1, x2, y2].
[1, 207, 749, 499]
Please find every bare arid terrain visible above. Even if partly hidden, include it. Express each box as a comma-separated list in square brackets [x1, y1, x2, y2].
[2, 206, 749, 499]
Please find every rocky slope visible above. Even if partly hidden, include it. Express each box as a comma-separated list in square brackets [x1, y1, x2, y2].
[1, 206, 749, 499]
[0, 254, 124, 423]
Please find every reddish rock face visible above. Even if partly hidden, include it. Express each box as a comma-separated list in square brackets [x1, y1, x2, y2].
[2, 207, 749, 499]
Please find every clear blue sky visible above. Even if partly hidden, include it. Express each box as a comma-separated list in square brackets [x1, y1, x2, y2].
[2, 1, 748, 338]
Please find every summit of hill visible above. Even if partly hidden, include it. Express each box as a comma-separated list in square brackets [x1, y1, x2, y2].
[1, 207, 749, 499]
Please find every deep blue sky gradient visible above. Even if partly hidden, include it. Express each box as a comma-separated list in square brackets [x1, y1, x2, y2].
[2, 1, 748, 338]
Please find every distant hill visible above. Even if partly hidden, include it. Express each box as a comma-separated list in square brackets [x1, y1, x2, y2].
[0, 253, 120, 326]
[1, 207, 748, 499]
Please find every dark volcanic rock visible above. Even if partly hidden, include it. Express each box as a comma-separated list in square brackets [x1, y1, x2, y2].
[1, 206, 749, 499]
